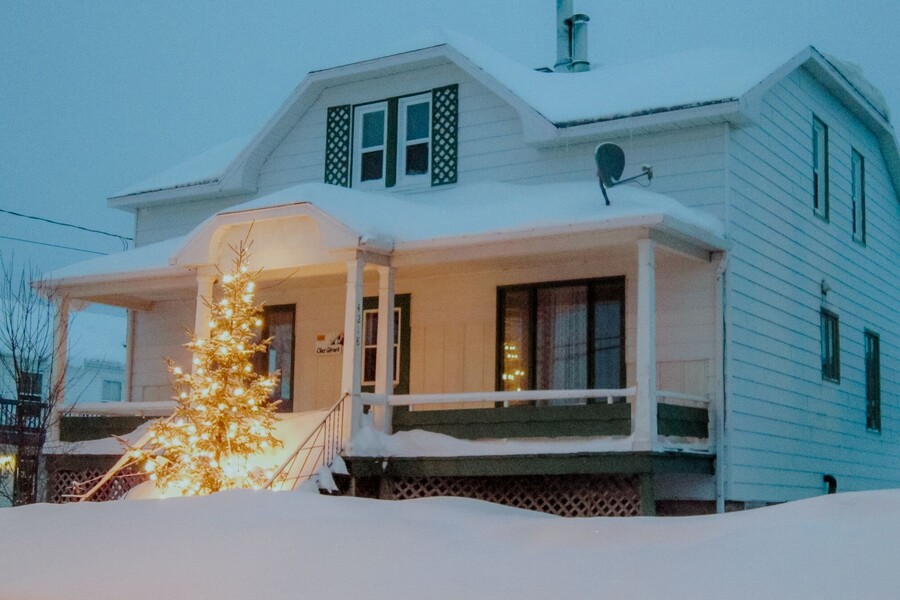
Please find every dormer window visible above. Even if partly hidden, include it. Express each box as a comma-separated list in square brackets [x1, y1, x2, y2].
[325, 85, 458, 189]
[353, 102, 388, 187]
[398, 94, 431, 184]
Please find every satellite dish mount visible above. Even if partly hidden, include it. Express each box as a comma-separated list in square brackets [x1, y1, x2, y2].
[594, 143, 653, 206]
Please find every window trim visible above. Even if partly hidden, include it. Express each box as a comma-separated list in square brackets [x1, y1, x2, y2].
[351, 101, 389, 189]
[396, 93, 432, 187]
[813, 115, 829, 221]
[864, 330, 881, 433]
[820, 309, 840, 383]
[852, 148, 866, 245]
[495, 276, 627, 394]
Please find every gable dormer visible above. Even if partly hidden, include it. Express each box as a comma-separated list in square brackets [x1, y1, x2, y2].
[324, 84, 458, 189]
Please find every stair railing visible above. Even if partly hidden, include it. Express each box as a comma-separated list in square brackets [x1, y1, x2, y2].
[263, 393, 348, 492]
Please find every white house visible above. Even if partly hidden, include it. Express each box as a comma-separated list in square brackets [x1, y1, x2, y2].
[42, 5, 898, 514]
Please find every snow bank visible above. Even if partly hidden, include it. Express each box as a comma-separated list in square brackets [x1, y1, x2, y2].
[1, 489, 898, 599]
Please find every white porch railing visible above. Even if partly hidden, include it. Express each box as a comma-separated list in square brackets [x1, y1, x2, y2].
[361, 386, 713, 453]
[362, 387, 637, 407]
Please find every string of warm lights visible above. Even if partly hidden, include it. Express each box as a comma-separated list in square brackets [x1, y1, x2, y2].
[127, 242, 282, 497]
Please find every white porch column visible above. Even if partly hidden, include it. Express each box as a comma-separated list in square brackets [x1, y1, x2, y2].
[192, 269, 216, 373]
[633, 239, 658, 451]
[47, 297, 70, 443]
[340, 258, 365, 446]
[373, 265, 395, 433]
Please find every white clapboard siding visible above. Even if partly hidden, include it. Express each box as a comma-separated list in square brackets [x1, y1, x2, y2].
[129, 297, 194, 403]
[726, 67, 900, 502]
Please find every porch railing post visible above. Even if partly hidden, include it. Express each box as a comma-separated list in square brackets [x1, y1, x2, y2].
[340, 258, 365, 448]
[47, 296, 69, 443]
[373, 265, 395, 434]
[633, 238, 658, 451]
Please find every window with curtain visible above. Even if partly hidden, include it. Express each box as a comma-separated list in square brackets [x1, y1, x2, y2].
[498, 277, 625, 405]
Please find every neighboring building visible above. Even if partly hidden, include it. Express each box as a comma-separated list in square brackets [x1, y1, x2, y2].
[43, 6, 898, 514]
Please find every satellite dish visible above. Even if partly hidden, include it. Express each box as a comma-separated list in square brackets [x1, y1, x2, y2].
[595, 143, 625, 187]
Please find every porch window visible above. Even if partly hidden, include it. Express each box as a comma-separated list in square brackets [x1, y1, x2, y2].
[101, 380, 122, 402]
[361, 294, 411, 394]
[865, 331, 880, 432]
[255, 304, 295, 412]
[497, 278, 625, 404]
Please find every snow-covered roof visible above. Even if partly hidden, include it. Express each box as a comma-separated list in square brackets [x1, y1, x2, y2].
[110, 32, 897, 203]
[113, 136, 251, 198]
[52, 181, 725, 291]
[44, 235, 185, 285]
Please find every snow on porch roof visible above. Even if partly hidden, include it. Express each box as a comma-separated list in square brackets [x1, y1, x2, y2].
[48, 181, 725, 290]
[213, 180, 726, 247]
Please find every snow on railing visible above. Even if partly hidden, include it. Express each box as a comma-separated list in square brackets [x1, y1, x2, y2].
[263, 393, 348, 492]
[361, 387, 637, 407]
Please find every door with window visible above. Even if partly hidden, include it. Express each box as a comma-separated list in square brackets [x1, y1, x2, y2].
[498, 278, 625, 404]
[361, 294, 411, 395]
[255, 304, 296, 412]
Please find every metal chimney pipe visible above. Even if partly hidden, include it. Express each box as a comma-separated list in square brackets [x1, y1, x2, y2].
[569, 13, 590, 72]
[554, 0, 573, 73]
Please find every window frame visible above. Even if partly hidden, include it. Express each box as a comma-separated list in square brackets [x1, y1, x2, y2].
[396, 93, 432, 187]
[864, 330, 881, 432]
[351, 101, 389, 189]
[813, 115, 829, 221]
[101, 379, 122, 402]
[17, 371, 42, 402]
[495, 277, 627, 395]
[852, 148, 866, 245]
[361, 294, 411, 395]
[820, 309, 840, 383]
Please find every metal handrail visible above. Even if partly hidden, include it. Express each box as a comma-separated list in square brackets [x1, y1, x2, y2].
[78, 413, 174, 502]
[263, 393, 348, 491]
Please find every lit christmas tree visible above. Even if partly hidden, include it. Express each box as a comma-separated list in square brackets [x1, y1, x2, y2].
[131, 243, 282, 496]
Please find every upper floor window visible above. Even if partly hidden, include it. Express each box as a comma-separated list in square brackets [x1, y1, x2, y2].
[325, 85, 458, 189]
[864, 330, 880, 432]
[813, 116, 829, 220]
[820, 309, 840, 383]
[398, 94, 431, 184]
[352, 102, 388, 187]
[17, 372, 42, 402]
[852, 149, 866, 244]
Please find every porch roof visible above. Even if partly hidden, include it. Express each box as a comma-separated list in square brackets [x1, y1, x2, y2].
[45, 181, 727, 299]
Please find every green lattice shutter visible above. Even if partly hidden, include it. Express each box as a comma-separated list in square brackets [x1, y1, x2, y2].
[324, 105, 352, 186]
[431, 84, 458, 186]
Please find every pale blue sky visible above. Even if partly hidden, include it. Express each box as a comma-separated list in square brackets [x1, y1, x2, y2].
[2, 0, 898, 274]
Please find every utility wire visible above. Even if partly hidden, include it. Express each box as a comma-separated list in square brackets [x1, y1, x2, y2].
[0, 234, 107, 256]
[0, 207, 132, 245]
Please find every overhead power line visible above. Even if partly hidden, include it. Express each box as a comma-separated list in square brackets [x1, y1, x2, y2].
[0, 234, 107, 256]
[0, 207, 132, 247]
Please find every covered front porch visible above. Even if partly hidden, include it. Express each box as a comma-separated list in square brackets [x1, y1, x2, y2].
[45, 182, 728, 509]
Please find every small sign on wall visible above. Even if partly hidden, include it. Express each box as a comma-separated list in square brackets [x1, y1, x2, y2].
[315, 332, 343, 355]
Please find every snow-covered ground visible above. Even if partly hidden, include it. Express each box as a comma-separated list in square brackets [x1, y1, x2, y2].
[0, 488, 897, 599]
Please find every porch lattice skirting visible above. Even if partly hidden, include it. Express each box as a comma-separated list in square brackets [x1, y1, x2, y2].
[381, 474, 642, 517]
[46, 456, 146, 503]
